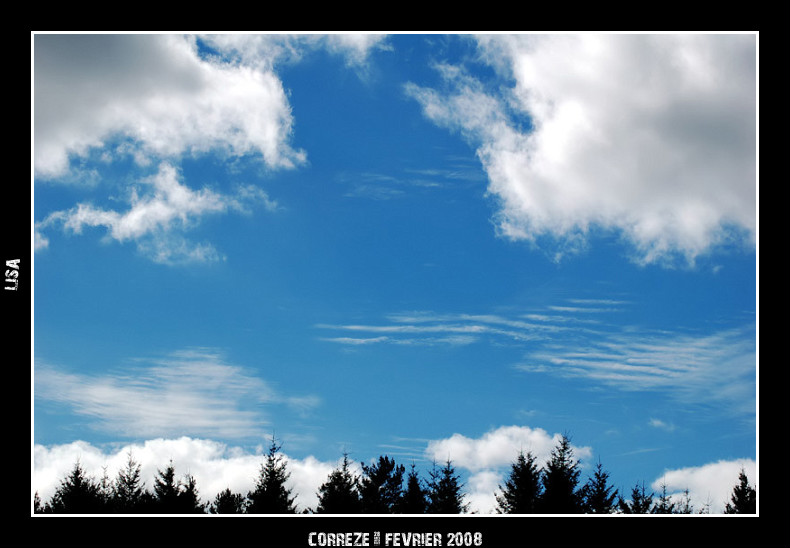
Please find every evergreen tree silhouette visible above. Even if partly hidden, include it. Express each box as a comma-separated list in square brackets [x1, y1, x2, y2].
[112, 451, 151, 513]
[178, 473, 206, 513]
[153, 460, 181, 512]
[315, 453, 362, 514]
[210, 488, 246, 514]
[495, 451, 542, 514]
[48, 460, 105, 513]
[724, 468, 756, 514]
[359, 455, 405, 513]
[398, 463, 428, 514]
[246, 437, 298, 513]
[97, 466, 113, 511]
[619, 482, 654, 514]
[652, 481, 677, 514]
[675, 488, 694, 514]
[539, 435, 583, 513]
[580, 460, 618, 514]
[426, 460, 468, 514]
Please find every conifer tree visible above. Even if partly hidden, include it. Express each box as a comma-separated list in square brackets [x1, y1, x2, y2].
[618, 482, 654, 514]
[112, 451, 151, 513]
[675, 488, 694, 514]
[97, 466, 113, 511]
[495, 451, 542, 514]
[426, 460, 468, 514]
[398, 463, 428, 514]
[153, 460, 181, 512]
[539, 435, 583, 513]
[246, 437, 298, 513]
[359, 455, 405, 513]
[48, 460, 105, 513]
[210, 488, 246, 514]
[315, 453, 362, 514]
[651, 481, 677, 514]
[724, 468, 756, 514]
[178, 473, 206, 513]
[580, 460, 618, 514]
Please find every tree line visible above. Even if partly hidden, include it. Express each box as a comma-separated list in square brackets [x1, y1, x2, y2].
[33, 435, 756, 515]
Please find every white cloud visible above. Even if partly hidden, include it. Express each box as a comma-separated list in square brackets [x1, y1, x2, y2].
[465, 469, 501, 514]
[35, 163, 275, 264]
[425, 426, 593, 514]
[425, 425, 592, 473]
[34, 34, 305, 179]
[652, 458, 756, 514]
[408, 34, 756, 264]
[319, 306, 755, 413]
[517, 324, 756, 412]
[33, 436, 755, 515]
[32, 437, 338, 513]
[34, 348, 319, 440]
[648, 418, 676, 432]
[200, 33, 389, 71]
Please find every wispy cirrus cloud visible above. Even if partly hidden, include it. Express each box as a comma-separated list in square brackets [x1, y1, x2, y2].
[407, 34, 756, 265]
[516, 324, 756, 412]
[34, 348, 319, 440]
[317, 309, 580, 347]
[318, 302, 755, 412]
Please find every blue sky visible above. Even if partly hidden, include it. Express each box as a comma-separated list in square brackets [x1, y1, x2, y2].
[32, 33, 757, 514]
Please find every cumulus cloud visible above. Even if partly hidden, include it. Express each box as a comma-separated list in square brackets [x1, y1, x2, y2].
[34, 34, 305, 178]
[426, 425, 591, 472]
[34, 348, 319, 440]
[200, 33, 389, 71]
[35, 163, 276, 263]
[652, 458, 756, 514]
[33, 437, 338, 512]
[407, 33, 756, 264]
[425, 426, 593, 514]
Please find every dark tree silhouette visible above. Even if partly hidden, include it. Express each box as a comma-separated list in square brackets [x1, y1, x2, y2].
[246, 437, 298, 513]
[619, 482, 654, 514]
[178, 473, 206, 513]
[539, 435, 583, 514]
[97, 466, 113, 510]
[652, 481, 677, 514]
[724, 468, 756, 514]
[426, 460, 468, 514]
[359, 455, 405, 513]
[496, 451, 542, 514]
[580, 460, 618, 514]
[34, 430, 754, 515]
[398, 463, 428, 514]
[153, 460, 181, 512]
[315, 453, 362, 514]
[47, 460, 105, 513]
[150, 461, 205, 513]
[675, 488, 694, 514]
[210, 488, 246, 514]
[112, 451, 151, 513]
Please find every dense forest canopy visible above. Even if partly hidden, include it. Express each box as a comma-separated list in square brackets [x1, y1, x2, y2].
[34, 435, 756, 515]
